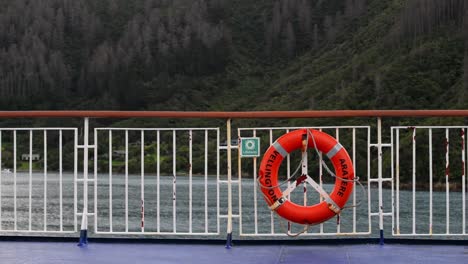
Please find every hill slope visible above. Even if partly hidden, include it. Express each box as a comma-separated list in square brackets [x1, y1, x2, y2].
[0, 0, 466, 111]
[205, 0, 466, 111]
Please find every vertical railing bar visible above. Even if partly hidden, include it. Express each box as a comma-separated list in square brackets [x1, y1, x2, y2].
[461, 128, 465, 235]
[286, 129, 291, 235]
[216, 128, 220, 235]
[445, 128, 450, 234]
[44, 131, 48, 231]
[29, 130, 33, 231]
[377, 118, 384, 244]
[13, 130, 17, 231]
[204, 130, 208, 233]
[269, 129, 274, 234]
[319, 128, 324, 233]
[73, 130, 77, 232]
[78, 118, 90, 246]
[60, 130, 63, 232]
[189, 130, 192, 233]
[335, 128, 340, 234]
[225, 120, 233, 247]
[253, 129, 258, 234]
[301, 129, 308, 234]
[462, 127, 468, 234]
[412, 127, 416, 235]
[429, 128, 433, 235]
[173, 130, 177, 233]
[0, 131, 2, 229]
[352, 128, 356, 233]
[93, 129, 97, 233]
[125, 130, 128, 233]
[367, 127, 371, 233]
[141, 130, 145, 233]
[109, 130, 113, 232]
[303, 129, 311, 208]
[396, 129, 400, 234]
[237, 129, 242, 235]
[156, 130, 160, 233]
[390, 128, 394, 235]
[303, 131, 308, 207]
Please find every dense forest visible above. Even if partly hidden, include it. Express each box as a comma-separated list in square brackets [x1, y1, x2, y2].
[0, 0, 466, 111]
[0, 0, 232, 109]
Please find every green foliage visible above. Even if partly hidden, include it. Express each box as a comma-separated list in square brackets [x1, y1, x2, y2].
[0, 0, 467, 186]
[0, 0, 465, 112]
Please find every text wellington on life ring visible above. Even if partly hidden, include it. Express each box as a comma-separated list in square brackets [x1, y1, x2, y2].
[258, 129, 354, 225]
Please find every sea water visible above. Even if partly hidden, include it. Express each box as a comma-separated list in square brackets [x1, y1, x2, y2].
[0, 172, 466, 238]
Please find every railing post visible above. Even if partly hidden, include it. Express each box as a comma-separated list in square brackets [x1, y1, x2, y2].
[78, 117, 89, 246]
[377, 117, 384, 245]
[225, 118, 233, 249]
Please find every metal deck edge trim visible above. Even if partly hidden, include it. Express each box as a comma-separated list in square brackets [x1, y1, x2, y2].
[0, 237, 466, 245]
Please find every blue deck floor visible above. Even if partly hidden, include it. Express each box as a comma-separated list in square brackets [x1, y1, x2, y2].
[0, 240, 466, 264]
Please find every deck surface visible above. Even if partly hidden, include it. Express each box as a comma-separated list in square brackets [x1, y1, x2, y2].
[0, 241, 466, 264]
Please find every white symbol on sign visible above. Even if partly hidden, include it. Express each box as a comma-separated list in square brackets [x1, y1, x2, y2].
[245, 140, 256, 150]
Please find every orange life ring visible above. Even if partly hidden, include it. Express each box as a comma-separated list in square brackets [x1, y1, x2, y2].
[258, 129, 354, 225]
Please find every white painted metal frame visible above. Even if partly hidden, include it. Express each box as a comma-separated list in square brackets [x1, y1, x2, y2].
[0, 118, 467, 240]
[93, 127, 220, 235]
[391, 126, 468, 236]
[0, 128, 78, 233]
[237, 126, 372, 237]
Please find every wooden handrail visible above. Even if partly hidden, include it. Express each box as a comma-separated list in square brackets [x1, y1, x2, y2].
[0, 110, 467, 118]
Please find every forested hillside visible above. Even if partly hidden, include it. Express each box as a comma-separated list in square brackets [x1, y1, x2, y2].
[0, 0, 466, 111]
[0, 0, 467, 186]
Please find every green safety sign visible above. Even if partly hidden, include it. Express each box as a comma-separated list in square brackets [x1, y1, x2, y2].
[240, 137, 260, 157]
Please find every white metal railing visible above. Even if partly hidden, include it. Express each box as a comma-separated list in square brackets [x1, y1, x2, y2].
[0, 111, 467, 244]
[92, 127, 220, 235]
[392, 126, 468, 236]
[236, 126, 372, 236]
[0, 128, 77, 233]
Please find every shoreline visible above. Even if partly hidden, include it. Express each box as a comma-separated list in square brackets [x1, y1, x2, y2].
[6, 171, 467, 192]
